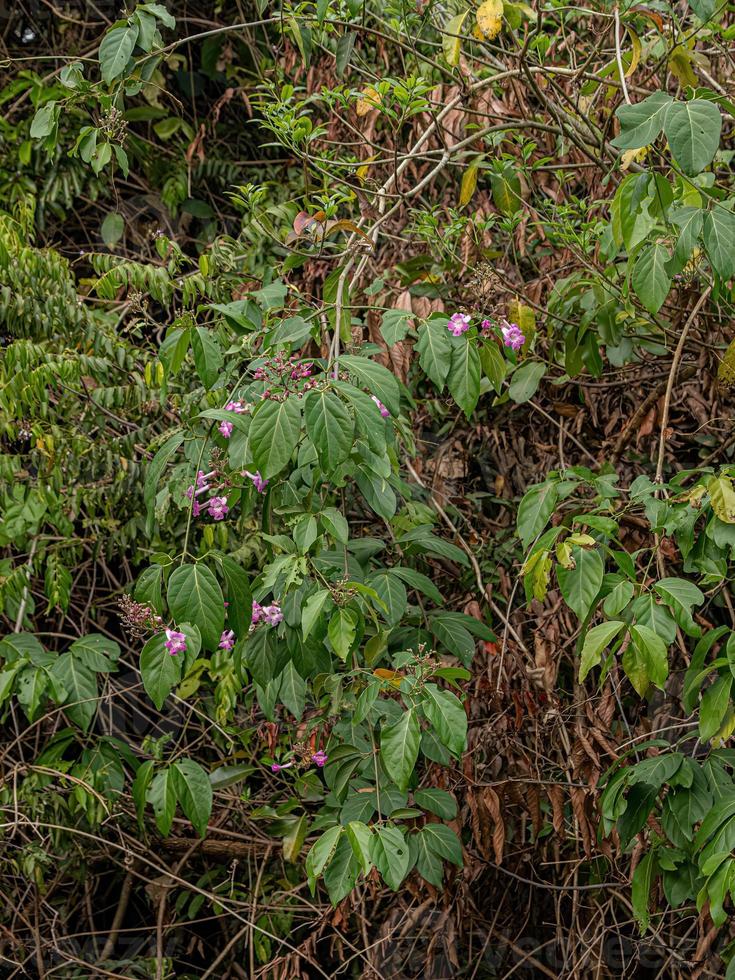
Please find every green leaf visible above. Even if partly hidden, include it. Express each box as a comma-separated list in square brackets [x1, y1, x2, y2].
[703, 210, 735, 281]
[68, 634, 120, 671]
[625, 624, 669, 696]
[508, 361, 545, 403]
[191, 326, 223, 390]
[479, 341, 507, 393]
[139, 633, 182, 710]
[517, 481, 558, 550]
[340, 354, 401, 416]
[700, 674, 732, 742]
[442, 10, 469, 66]
[321, 507, 349, 544]
[579, 620, 626, 682]
[654, 577, 704, 638]
[218, 554, 252, 637]
[335, 31, 356, 75]
[306, 825, 343, 880]
[250, 397, 303, 478]
[101, 212, 124, 247]
[381, 709, 421, 791]
[99, 25, 139, 84]
[345, 821, 373, 875]
[611, 91, 672, 150]
[327, 607, 357, 661]
[370, 825, 412, 890]
[278, 661, 306, 720]
[147, 769, 176, 836]
[322, 835, 359, 904]
[447, 339, 481, 417]
[421, 683, 467, 756]
[30, 102, 57, 139]
[380, 309, 413, 346]
[416, 318, 453, 390]
[664, 99, 721, 175]
[132, 760, 154, 827]
[49, 653, 98, 730]
[414, 788, 458, 820]
[144, 431, 184, 536]
[391, 567, 444, 605]
[415, 830, 445, 887]
[370, 572, 407, 627]
[632, 243, 671, 314]
[171, 758, 213, 837]
[632, 849, 657, 933]
[490, 168, 522, 216]
[302, 589, 331, 641]
[429, 616, 475, 665]
[305, 389, 354, 468]
[421, 823, 463, 865]
[557, 548, 604, 620]
[167, 563, 224, 651]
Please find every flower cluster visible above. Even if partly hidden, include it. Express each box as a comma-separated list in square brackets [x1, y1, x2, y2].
[447, 312, 471, 337]
[500, 320, 525, 351]
[271, 751, 328, 773]
[219, 629, 235, 651]
[164, 629, 187, 656]
[252, 600, 283, 627]
[218, 400, 251, 439]
[118, 594, 163, 638]
[252, 352, 318, 399]
[185, 470, 230, 520]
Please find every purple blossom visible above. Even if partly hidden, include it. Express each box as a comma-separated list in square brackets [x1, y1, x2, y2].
[218, 419, 234, 438]
[271, 761, 294, 773]
[192, 499, 201, 517]
[225, 400, 247, 413]
[447, 312, 471, 337]
[208, 496, 229, 521]
[501, 321, 525, 351]
[164, 629, 187, 656]
[371, 395, 390, 418]
[311, 750, 328, 767]
[219, 629, 235, 651]
[243, 470, 268, 493]
[252, 600, 282, 627]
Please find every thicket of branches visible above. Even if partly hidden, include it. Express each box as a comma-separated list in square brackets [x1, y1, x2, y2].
[2, 0, 735, 977]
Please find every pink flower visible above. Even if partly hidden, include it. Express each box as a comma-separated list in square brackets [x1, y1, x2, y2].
[251, 600, 262, 625]
[271, 761, 294, 773]
[447, 313, 471, 337]
[225, 400, 247, 413]
[219, 629, 235, 651]
[218, 420, 233, 438]
[311, 750, 328, 767]
[262, 603, 283, 626]
[192, 499, 201, 517]
[208, 496, 229, 521]
[501, 321, 525, 351]
[164, 629, 187, 656]
[371, 395, 390, 418]
[243, 470, 268, 493]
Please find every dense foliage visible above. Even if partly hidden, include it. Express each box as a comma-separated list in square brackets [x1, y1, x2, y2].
[2, 0, 735, 976]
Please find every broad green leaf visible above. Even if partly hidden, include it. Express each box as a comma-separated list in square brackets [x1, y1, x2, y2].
[479, 341, 507, 393]
[421, 684, 467, 756]
[339, 354, 401, 416]
[327, 607, 358, 661]
[306, 826, 343, 881]
[625, 624, 669, 696]
[305, 389, 354, 468]
[447, 339, 481, 417]
[171, 758, 213, 837]
[508, 360, 545, 403]
[557, 548, 604, 620]
[101, 212, 124, 247]
[632, 243, 671, 314]
[167, 563, 224, 651]
[322, 834, 359, 904]
[709, 475, 735, 523]
[370, 825, 412, 890]
[611, 91, 672, 150]
[49, 653, 98, 730]
[703, 210, 735, 281]
[416, 318, 452, 390]
[421, 823, 463, 865]
[391, 567, 444, 605]
[16, 667, 47, 721]
[664, 99, 721, 175]
[250, 397, 303, 478]
[282, 812, 309, 862]
[217, 554, 252, 637]
[278, 661, 306, 720]
[370, 572, 407, 627]
[429, 616, 475, 665]
[346, 821, 373, 875]
[321, 507, 349, 544]
[99, 25, 139, 84]
[147, 768, 176, 836]
[381, 709, 420, 791]
[579, 620, 626, 682]
[132, 759, 154, 827]
[191, 326, 223, 389]
[139, 633, 182, 710]
[700, 674, 732, 742]
[632, 849, 657, 933]
[30, 102, 57, 139]
[302, 589, 331, 641]
[68, 633, 120, 671]
[414, 788, 458, 820]
[517, 481, 558, 549]
[654, 577, 704, 637]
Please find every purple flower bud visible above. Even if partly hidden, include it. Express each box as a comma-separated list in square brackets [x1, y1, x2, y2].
[218, 420, 233, 438]
[219, 629, 235, 651]
[371, 395, 390, 418]
[311, 750, 328, 767]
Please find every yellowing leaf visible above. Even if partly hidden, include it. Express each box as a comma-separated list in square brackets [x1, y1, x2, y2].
[668, 48, 698, 88]
[459, 160, 481, 206]
[621, 146, 648, 170]
[718, 338, 735, 389]
[442, 10, 470, 66]
[507, 297, 536, 349]
[476, 0, 504, 41]
[356, 86, 379, 116]
[709, 475, 735, 523]
[625, 27, 642, 77]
